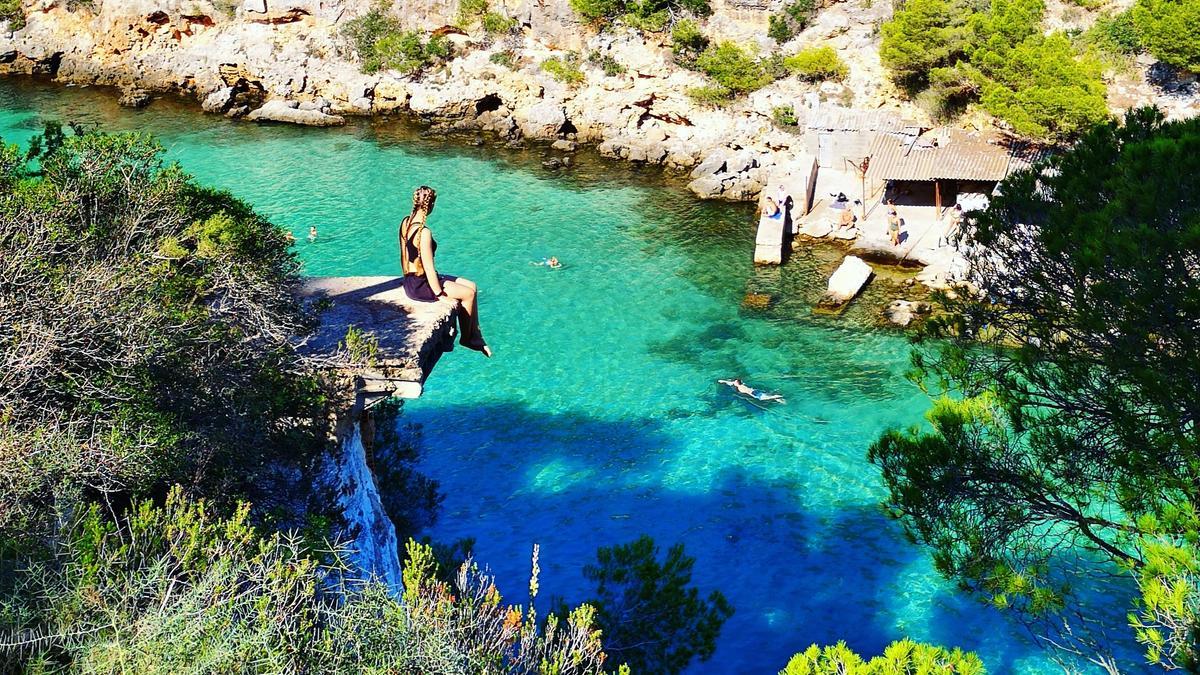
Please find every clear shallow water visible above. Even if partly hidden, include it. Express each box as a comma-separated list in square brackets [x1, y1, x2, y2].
[0, 79, 1120, 674]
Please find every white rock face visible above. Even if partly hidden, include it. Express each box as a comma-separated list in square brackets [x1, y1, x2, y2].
[329, 424, 402, 588]
[246, 99, 346, 126]
[822, 255, 873, 306]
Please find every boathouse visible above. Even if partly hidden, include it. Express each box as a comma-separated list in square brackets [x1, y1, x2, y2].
[864, 127, 1022, 218]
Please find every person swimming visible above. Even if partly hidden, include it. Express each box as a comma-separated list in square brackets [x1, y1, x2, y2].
[308, 225, 318, 242]
[532, 256, 563, 269]
[718, 378, 785, 403]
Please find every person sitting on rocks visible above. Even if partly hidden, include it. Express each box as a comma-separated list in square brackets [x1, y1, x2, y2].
[763, 196, 783, 220]
[718, 378, 786, 404]
[837, 207, 856, 231]
[399, 185, 492, 358]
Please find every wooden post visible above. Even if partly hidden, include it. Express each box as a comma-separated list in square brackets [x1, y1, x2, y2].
[934, 179, 942, 220]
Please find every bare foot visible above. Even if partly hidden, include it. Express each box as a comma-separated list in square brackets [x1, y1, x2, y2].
[464, 337, 492, 357]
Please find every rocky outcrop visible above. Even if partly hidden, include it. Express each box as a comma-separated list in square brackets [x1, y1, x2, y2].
[818, 255, 872, 309]
[883, 298, 931, 327]
[246, 98, 346, 126]
[0, 0, 858, 204]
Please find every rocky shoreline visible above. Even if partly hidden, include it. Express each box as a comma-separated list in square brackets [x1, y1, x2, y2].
[0, 0, 919, 203]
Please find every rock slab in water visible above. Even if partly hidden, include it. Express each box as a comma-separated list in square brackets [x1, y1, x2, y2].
[246, 99, 346, 127]
[117, 86, 152, 108]
[884, 299, 932, 327]
[820, 255, 873, 308]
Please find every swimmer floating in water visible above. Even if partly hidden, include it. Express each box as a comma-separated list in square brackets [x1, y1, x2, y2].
[308, 225, 318, 242]
[718, 378, 786, 404]
[532, 256, 563, 269]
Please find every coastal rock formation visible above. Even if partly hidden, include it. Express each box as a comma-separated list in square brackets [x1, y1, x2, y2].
[819, 255, 873, 309]
[883, 298, 931, 327]
[246, 99, 346, 126]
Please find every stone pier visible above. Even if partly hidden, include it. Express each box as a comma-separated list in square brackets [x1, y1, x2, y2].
[298, 276, 457, 405]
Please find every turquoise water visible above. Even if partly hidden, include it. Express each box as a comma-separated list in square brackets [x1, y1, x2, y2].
[0, 80, 1119, 673]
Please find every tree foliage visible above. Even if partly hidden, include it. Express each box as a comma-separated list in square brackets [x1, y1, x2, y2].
[578, 536, 733, 675]
[880, 0, 1108, 139]
[1132, 0, 1200, 73]
[0, 127, 327, 549]
[0, 489, 617, 674]
[694, 41, 777, 95]
[780, 640, 985, 675]
[784, 46, 849, 82]
[869, 108, 1200, 665]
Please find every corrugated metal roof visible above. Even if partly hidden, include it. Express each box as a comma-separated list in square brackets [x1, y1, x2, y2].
[865, 128, 1016, 182]
[805, 104, 915, 133]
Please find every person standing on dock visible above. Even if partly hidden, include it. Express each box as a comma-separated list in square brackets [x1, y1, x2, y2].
[887, 201, 902, 247]
[399, 186, 492, 358]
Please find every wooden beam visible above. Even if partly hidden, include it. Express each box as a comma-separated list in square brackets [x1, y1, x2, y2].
[935, 179, 942, 220]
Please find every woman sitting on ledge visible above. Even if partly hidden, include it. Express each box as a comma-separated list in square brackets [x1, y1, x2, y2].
[400, 185, 492, 357]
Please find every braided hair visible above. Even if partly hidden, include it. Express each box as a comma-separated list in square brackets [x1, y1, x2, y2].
[411, 185, 437, 221]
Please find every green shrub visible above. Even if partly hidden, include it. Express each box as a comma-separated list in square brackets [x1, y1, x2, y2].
[695, 41, 775, 94]
[0, 0, 26, 29]
[570, 0, 627, 20]
[1132, 0, 1200, 72]
[671, 18, 710, 64]
[767, 0, 817, 43]
[481, 11, 517, 33]
[588, 50, 628, 76]
[458, 0, 488, 21]
[1091, 9, 1142, 55]
[622, 7, 670, 31]
[768, 15, 796, 42]
[772, 105, 799, 126]
[1, 489, 618, 673]
[570, 0, 710, 25]
[687, 84, 734, 106]
[541, 52, 586, 84]
[342, 8, 453, 74]
[370, 31, 452, 74]
[0, 128, 327, 548]
[784, 45, 848, 81]
[490, 49, 518, 69]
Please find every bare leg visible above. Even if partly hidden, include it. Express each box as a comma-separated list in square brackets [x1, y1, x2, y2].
[442, 279, 491, 357]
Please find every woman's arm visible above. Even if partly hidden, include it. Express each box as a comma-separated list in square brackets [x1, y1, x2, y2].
[419, 228, 445, 297]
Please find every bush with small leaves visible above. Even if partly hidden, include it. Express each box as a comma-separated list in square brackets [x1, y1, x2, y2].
[687, 84, 734, 106]
[588, 50, 627, 76]
[695, 41, 775, 94]
[772, 105, 799, 126]
[671, 18, 710, 64]
[490, 49, 518, 69]
[780, 640, 985, 675]
[768, 15, 796, 42]
[541, 52, 586, 85]
[0, 489, 621, 673]
[784, 45, 848, 81]
[0, 0, 25, 29]
[481, 11, 517, 33]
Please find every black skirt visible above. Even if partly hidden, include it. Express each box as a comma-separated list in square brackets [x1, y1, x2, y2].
[402, 274, 438, 302]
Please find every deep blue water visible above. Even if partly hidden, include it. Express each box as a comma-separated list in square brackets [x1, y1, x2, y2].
[0, 78, 1132, 673]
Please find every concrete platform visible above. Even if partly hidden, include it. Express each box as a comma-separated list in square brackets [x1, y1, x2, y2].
[298, 276, 457, 402]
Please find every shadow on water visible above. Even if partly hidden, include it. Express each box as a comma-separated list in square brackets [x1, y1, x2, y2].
[405, 400, 1048, 674]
